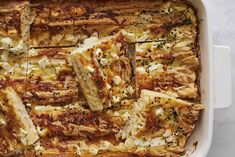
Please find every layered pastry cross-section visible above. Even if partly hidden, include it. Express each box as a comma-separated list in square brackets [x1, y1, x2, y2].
[0, 87, 39, 154]
[72, 31, 135, 111]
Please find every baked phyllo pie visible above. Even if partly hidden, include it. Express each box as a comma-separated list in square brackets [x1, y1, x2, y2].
[0, 1, 30, 51]
[115, 90, 203, 156]
[0, 0, 203, 156]
[136, 40, 199, 99]
[72, 31, 135, 111]
[25, 91, 203, 157]
[0, 87, 39, 155]
[24, 48, 85, 106]
[25, 100, 134, 156]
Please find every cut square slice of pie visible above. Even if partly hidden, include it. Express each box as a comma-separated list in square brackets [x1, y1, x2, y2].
[0, 1, 30, 51]
[24, 48, 85, 106]
[72, 31, 135, 111]
[116, 90, 203, 156]
[0, 87, 39, 155]
[135, 41, 199, 99]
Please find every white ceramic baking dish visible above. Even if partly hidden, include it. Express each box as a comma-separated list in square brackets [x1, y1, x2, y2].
[182, 0, 232, 157]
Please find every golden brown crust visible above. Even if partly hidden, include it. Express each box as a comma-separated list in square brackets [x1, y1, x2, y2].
[0, 0, 201, 156]
[135, 27, 198, 99]
[23, 48, 85, 106]
[0, 87, 39, 155]
[0, 1, 30, 50]
[72, 32, 135, 111]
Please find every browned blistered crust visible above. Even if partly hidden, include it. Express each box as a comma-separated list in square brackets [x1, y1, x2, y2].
[72, 32, 135, 110]
[22, 47, 86, 105]
[0, 0, 202, 156]
[0, 1, 30, 48]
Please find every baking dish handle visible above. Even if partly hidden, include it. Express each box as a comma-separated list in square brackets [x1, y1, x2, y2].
[214, 45, 232, 109]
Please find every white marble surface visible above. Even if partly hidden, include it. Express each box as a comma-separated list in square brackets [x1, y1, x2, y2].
[206, 0, 235, 156]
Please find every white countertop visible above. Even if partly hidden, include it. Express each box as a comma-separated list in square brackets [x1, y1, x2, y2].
[206, 0, 235, 156]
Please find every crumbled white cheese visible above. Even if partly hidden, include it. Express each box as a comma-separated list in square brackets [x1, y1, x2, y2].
[89, 145, 99, 155]
[148, 64, 163, 72]
[136, 46, 144, 53]
[38, 56, 50, 68]
[9, 40, 24, 53]
[121, 111, 131, 121]
[26, 103, 32, 107]
[111, 52, 119, 59]
[83, 36, 99, 48]
[142, 140, 150, 147]
[113, 111, 120, 116]
[165, 135, 175, 142]
[94, 48, 103, 59]
[155, 108, 164, 116]
[1, 37, 13, 49]
[134, 139, 143, 146]
[106, 83, 111, 90]
[163, 129, 172, 138]
[113, 75, 121, 85]
[51, 59, 66, 65]
[150, 137, 166, 147]
[36, 126, 48, 137]
[34, 142, 43, 151]
[0, 62, 12, 71]
[86, 66, 95, 73]
[121, 89, 128, 97]
[111, 96, 120, 103]
[28, 48, 38, 56]
[136, 67, 146, 73]
[127, 86, 135, 95]
[0, 114, 6, 126]
[100, 58, 109, 66]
